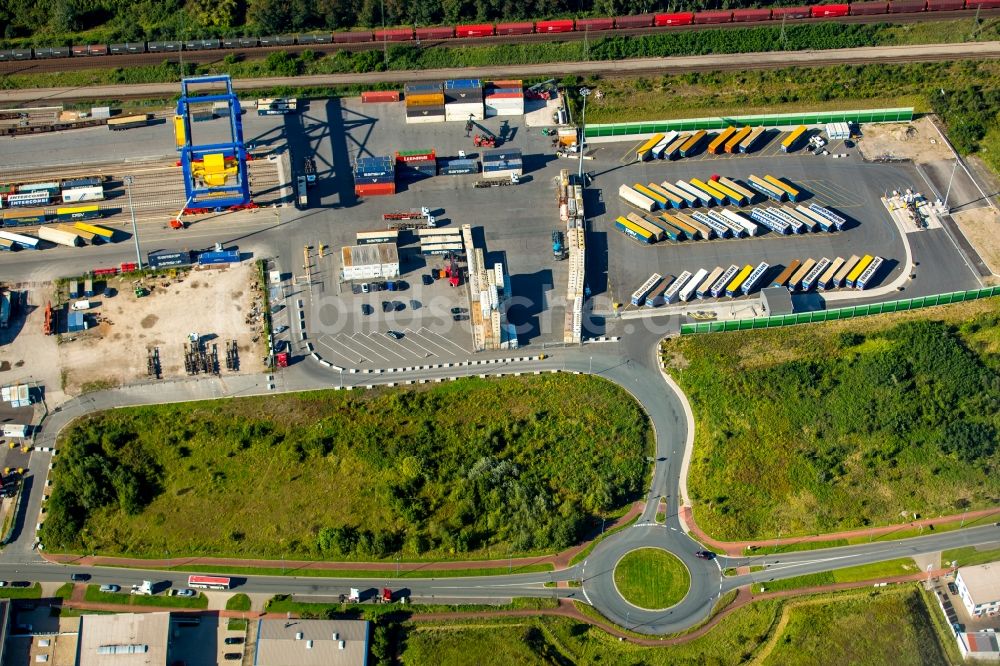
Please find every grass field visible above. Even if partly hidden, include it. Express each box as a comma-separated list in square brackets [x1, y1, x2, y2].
[225, 593, 251, 612]
[265, 595, 558, 619]
[756, 557, 918, 593]
[83, 586, 209, 609]
[0, 584, 41, 599]
[43, 375, 651, 561]
[665, 298, 1000, 540]
[138, 563, 553, 578]
[941, 545, 1000, 568]
[613, 548, 690, 610]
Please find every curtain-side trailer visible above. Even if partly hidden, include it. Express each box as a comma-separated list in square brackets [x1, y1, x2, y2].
[856, 256, 884, 290]
[631, 273, 663, 305]
[680, 268, 708, 302]
[832, 255, 860, 288]
[619, 184, 656, 211]
[711, 265, 740, 298]
[696, 267, 724, 298]
[817, 257, 845, 290]
[765, 175, 801, 201]
[679, 130, 707, 157]
[787, 258, 817, 292]
[741, 261, 769, 295]
[674, 212, 711, 239]
[771, 260, 801, 288]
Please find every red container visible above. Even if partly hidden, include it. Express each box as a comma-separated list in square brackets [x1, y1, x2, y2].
[732, 8, 772, 21]
[486, 92, 524, 99]
[576, 17, 615, 31]
[536, 19, 575, 33]
[693, 10, 733, 23]
[355, 182, 396, 197]
[120, 262, 138, 272]
[456, 23, 495, 37]
[888, 0, 927, 11]
[968, 0, 1000, 7]
[654, 12, 694, 26]
[362, 91, 401, 103]
[333, 31, 374, 43]
[772, 6, 812, 18]
[92, 267, 119, 277]
[926, 0, 965, 9]
[811, 4, 850, 17]
[374, 28, 414, 41]
[490, 79, 523, 87]
[415, 26, 455, 39]
[851, 1, 889, 14]
[396, 151, 436, 163]
[496, 22, 535, 35]
[614, 14, 655, 27]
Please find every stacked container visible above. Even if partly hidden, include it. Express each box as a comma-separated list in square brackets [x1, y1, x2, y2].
[444, 79, 484, 121]
[355, 156, 396, 196]
[405, 82, 445, 124]
[396, 150, 437, 180]
[485, 80, 524, 116]
[438, 158, 480, 176]
[481, 148, 523, 179]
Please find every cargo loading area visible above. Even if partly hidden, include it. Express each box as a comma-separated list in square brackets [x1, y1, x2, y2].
[1, 92, 988, 361]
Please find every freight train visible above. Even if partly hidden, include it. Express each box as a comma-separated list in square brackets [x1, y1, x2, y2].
[0, 0, 994, 62]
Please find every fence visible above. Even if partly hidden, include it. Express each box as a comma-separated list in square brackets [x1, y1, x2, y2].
[680, 286, 1000, 335]
[585, 107, 914, 139]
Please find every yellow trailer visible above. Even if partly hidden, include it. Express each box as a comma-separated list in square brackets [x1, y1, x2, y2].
[707, 127, 736, 154]
[636, 134, 665, 161]
[724, 127, 752, 154]
[781, 125, 807, 152]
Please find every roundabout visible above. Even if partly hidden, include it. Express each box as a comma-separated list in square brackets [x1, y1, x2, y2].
[613, 547, 690, 610]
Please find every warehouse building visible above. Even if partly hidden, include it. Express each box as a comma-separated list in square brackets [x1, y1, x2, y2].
[255, 618, 370, 666]
[340, 243, 400, 281]
[956, 563, 1000, 618]
[78, 612, 171, 666]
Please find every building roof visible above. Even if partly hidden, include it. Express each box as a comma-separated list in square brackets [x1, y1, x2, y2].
[255, 619, 369, 666]
[78, 612, 170, 666]
[958, 562, 1000, 604]
[341, 243, 399, 268]
[760, 287, 793, 316]
[961, 631, 1000, 655]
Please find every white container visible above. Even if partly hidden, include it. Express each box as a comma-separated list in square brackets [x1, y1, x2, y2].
[61, 186, 104, 203]
[618, 184, 655, 212]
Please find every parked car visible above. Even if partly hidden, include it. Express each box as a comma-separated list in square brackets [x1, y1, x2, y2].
[0, 581, 6, 587]
[223, 653, 242, 661]
[381, 301, 392, 313]
[361, 304, 373, 316]
[393, 301, 405, 312]
[224, 637, 244, 645]
[694, 551, 715, 560]
[386, 331, 404, 340]
[70, 573, 90, 582]
[452, 314, 468, 322]
[421, 274, 434, 286]
[274, 325, 288, 334]
[99, 584, 120, 593]
[361, 283, 370, 294]
[450, 307, 466, 314]
[274, 340, 288, 352]
[176, 588, 196, 597]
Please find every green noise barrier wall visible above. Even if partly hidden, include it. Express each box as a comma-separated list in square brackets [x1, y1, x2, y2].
[586, 108, 914, 138]
[680, 286, 1000, 335]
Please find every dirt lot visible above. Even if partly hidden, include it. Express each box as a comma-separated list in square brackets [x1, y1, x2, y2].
[856, 116, 956, 163]
[1, 264, 265, 406]
[951, 207, 1000, 283]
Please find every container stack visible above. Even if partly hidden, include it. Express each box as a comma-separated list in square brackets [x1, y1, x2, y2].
[405, 83, 445, 124]
[354, 156, 396, 197]
[438, 157, 480, 176]
[444, 79, 484, 121]
[485, 80, 525, 116]
[395, 150, 437, 180]
[481, 148, 523, 179]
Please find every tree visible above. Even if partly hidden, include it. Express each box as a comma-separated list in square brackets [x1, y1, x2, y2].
[248, 0, 291, 33]
[188, 0, 238, 27]
[940, 421, 996, 462]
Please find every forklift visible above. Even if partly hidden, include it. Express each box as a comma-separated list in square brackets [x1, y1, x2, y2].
[468, 114, 500, 148]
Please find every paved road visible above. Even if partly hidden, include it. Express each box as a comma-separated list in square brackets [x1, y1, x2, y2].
[3, 42, 1000, 104]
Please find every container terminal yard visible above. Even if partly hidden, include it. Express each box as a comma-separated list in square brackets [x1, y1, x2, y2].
[0, 49, 999, 655]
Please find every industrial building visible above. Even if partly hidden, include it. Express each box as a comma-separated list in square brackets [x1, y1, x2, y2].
[78, 612, 171, 666]
[255, 618, 370, 666]
[340, 243, 400, 281]
[956, 563, 1000, 618]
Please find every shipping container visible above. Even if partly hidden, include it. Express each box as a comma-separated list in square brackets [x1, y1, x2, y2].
[680, 268, 708, 302]
[721, 209, 757, 235]
[56, 205, 100, 222]
[724, 126, 752, 153]
[708, 211, 745, 237]
[619, 184, 656, 211]
[615, 13, 655, 27]
[787, 258, 817, 292]
[654, 12, 695, 25]
[650, 131, 678, 159]
[694, 10, 733, 23]
[831, 255, 860, 288]
[801, 257, 831, 292]
[675, 211, 712, 239]
[812, 3, 850, 16]
[361, 91, 401, 103]
[536, 19, 575, 32]
[616, 216, 655, 244]
[355, 182, 397, 197]
[748, 174, 786, 202]
[739, 126, 768, 153]
[845, 255, 875, 288]
[74, 222, 114, 242]
[660, 213, 697, 240]
[7, 192, 50, 207]
[664, 271, 693, 305]
[808, 203, 847, 230]
[406, 92, 446, 106]
[855, 256, 884, 290]
[781, 205, 818, 232]
[690, 178, 734, 206]
[764, 175, 801, 201]
[741, 261, 770, 295]
[708, 127, 736, 154]
[577, 17, 616, 30]
[692, 211, 731, 238]
[648, 183, 684, 209]
[749, 208, 790, 235]
[61, 186, 105, 203]
[37, 226, 83, 247]
[770, 260, 801, 288]
[634, 184, 669, 209]
[636, 133, 665, 161]
[817, 257, 846, 290]
[495, 22, 535, 35]
[663, 133, 689, 160]
[0, 230, 39, 250]
[717, 177, 755, 203]
[696, 266, 724, 299]
[679, 130, 707, 158]
[711, 265, 741, 298]
[631, 273, 662, 306]
[198, 249, 241, 265]
[797, 205, 835, 232]
[781, 125, 808, 152]
[627, 213, 667, 241]
[148, 250, 193, 269]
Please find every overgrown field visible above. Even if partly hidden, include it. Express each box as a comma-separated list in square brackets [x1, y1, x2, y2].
[397, 587, 948, 666]
[41, 375, 651, 560]
[664, 298, 1000, 540]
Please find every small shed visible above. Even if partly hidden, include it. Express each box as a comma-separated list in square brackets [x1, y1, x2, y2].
[760, 287, 793, 316]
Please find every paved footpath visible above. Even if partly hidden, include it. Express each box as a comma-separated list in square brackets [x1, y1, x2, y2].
[681, 506, 1000, 557]
[43, 502, 645, 573]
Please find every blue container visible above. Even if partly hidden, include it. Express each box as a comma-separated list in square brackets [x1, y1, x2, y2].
[404, 82, 443, 93]
[148, 250, 192, 268]
[489, 87, 522, 95]
[482, 148, 522, 161]
[354, 175, 395, 185]
[439, 166, 478, 175]
[198, 250, 240, 265]
[445, 79, 481, 89]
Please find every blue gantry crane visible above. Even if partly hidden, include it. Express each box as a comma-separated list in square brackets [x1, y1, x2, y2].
[173, 75, 253, 214]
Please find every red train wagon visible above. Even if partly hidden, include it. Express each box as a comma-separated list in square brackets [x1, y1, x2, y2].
[888, 0, 928, 11]
[772, 6, 813, 18]
[811, 4, 850, 17]
[333, 31, 374, 43]
[615, 13, 655, 27]
[415, 27, 455, 39]
[456, 24, 495, 37]
[693, 10, 733, 23]
[576, 17, 615, 31]
[374, 28, 414, 42]
[654, 12, 694, 25]
[926, 0, 965, 8]
[851, 1, 889, 14]
[496, 22, 535, 35]
[732, 8, 772, 21]
[536, 19, 575, 32]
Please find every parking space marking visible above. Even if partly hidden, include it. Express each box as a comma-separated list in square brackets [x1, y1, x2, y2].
[404, 330, 454, 356]
[359, 332, 413, 360]
[798, 179, 860, 208]
[397, 333, 438, 358]
[411, 328, 470, 355]
[347, 334, 397, 362]
[324, 334, 386, 364]
[317, 337, 364, 366]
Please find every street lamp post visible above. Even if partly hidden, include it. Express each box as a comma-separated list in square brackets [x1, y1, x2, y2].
[577, 87, 591, 181]
[123, 175, 143, 270]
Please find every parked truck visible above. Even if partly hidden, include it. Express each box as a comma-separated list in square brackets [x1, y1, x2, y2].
[384, 207, 437, 229]
[552, 230, 566, 260]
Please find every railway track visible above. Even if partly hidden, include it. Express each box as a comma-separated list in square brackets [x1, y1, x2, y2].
[0, 9, 997, 77]
[1, 42, 998, 105]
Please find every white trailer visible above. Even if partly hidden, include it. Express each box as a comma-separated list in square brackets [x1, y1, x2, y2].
[37, 225, 83, 247]
[721, 209, 759, 236]
[679, 268, 708, 302]
[619, 184, 656, 212]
